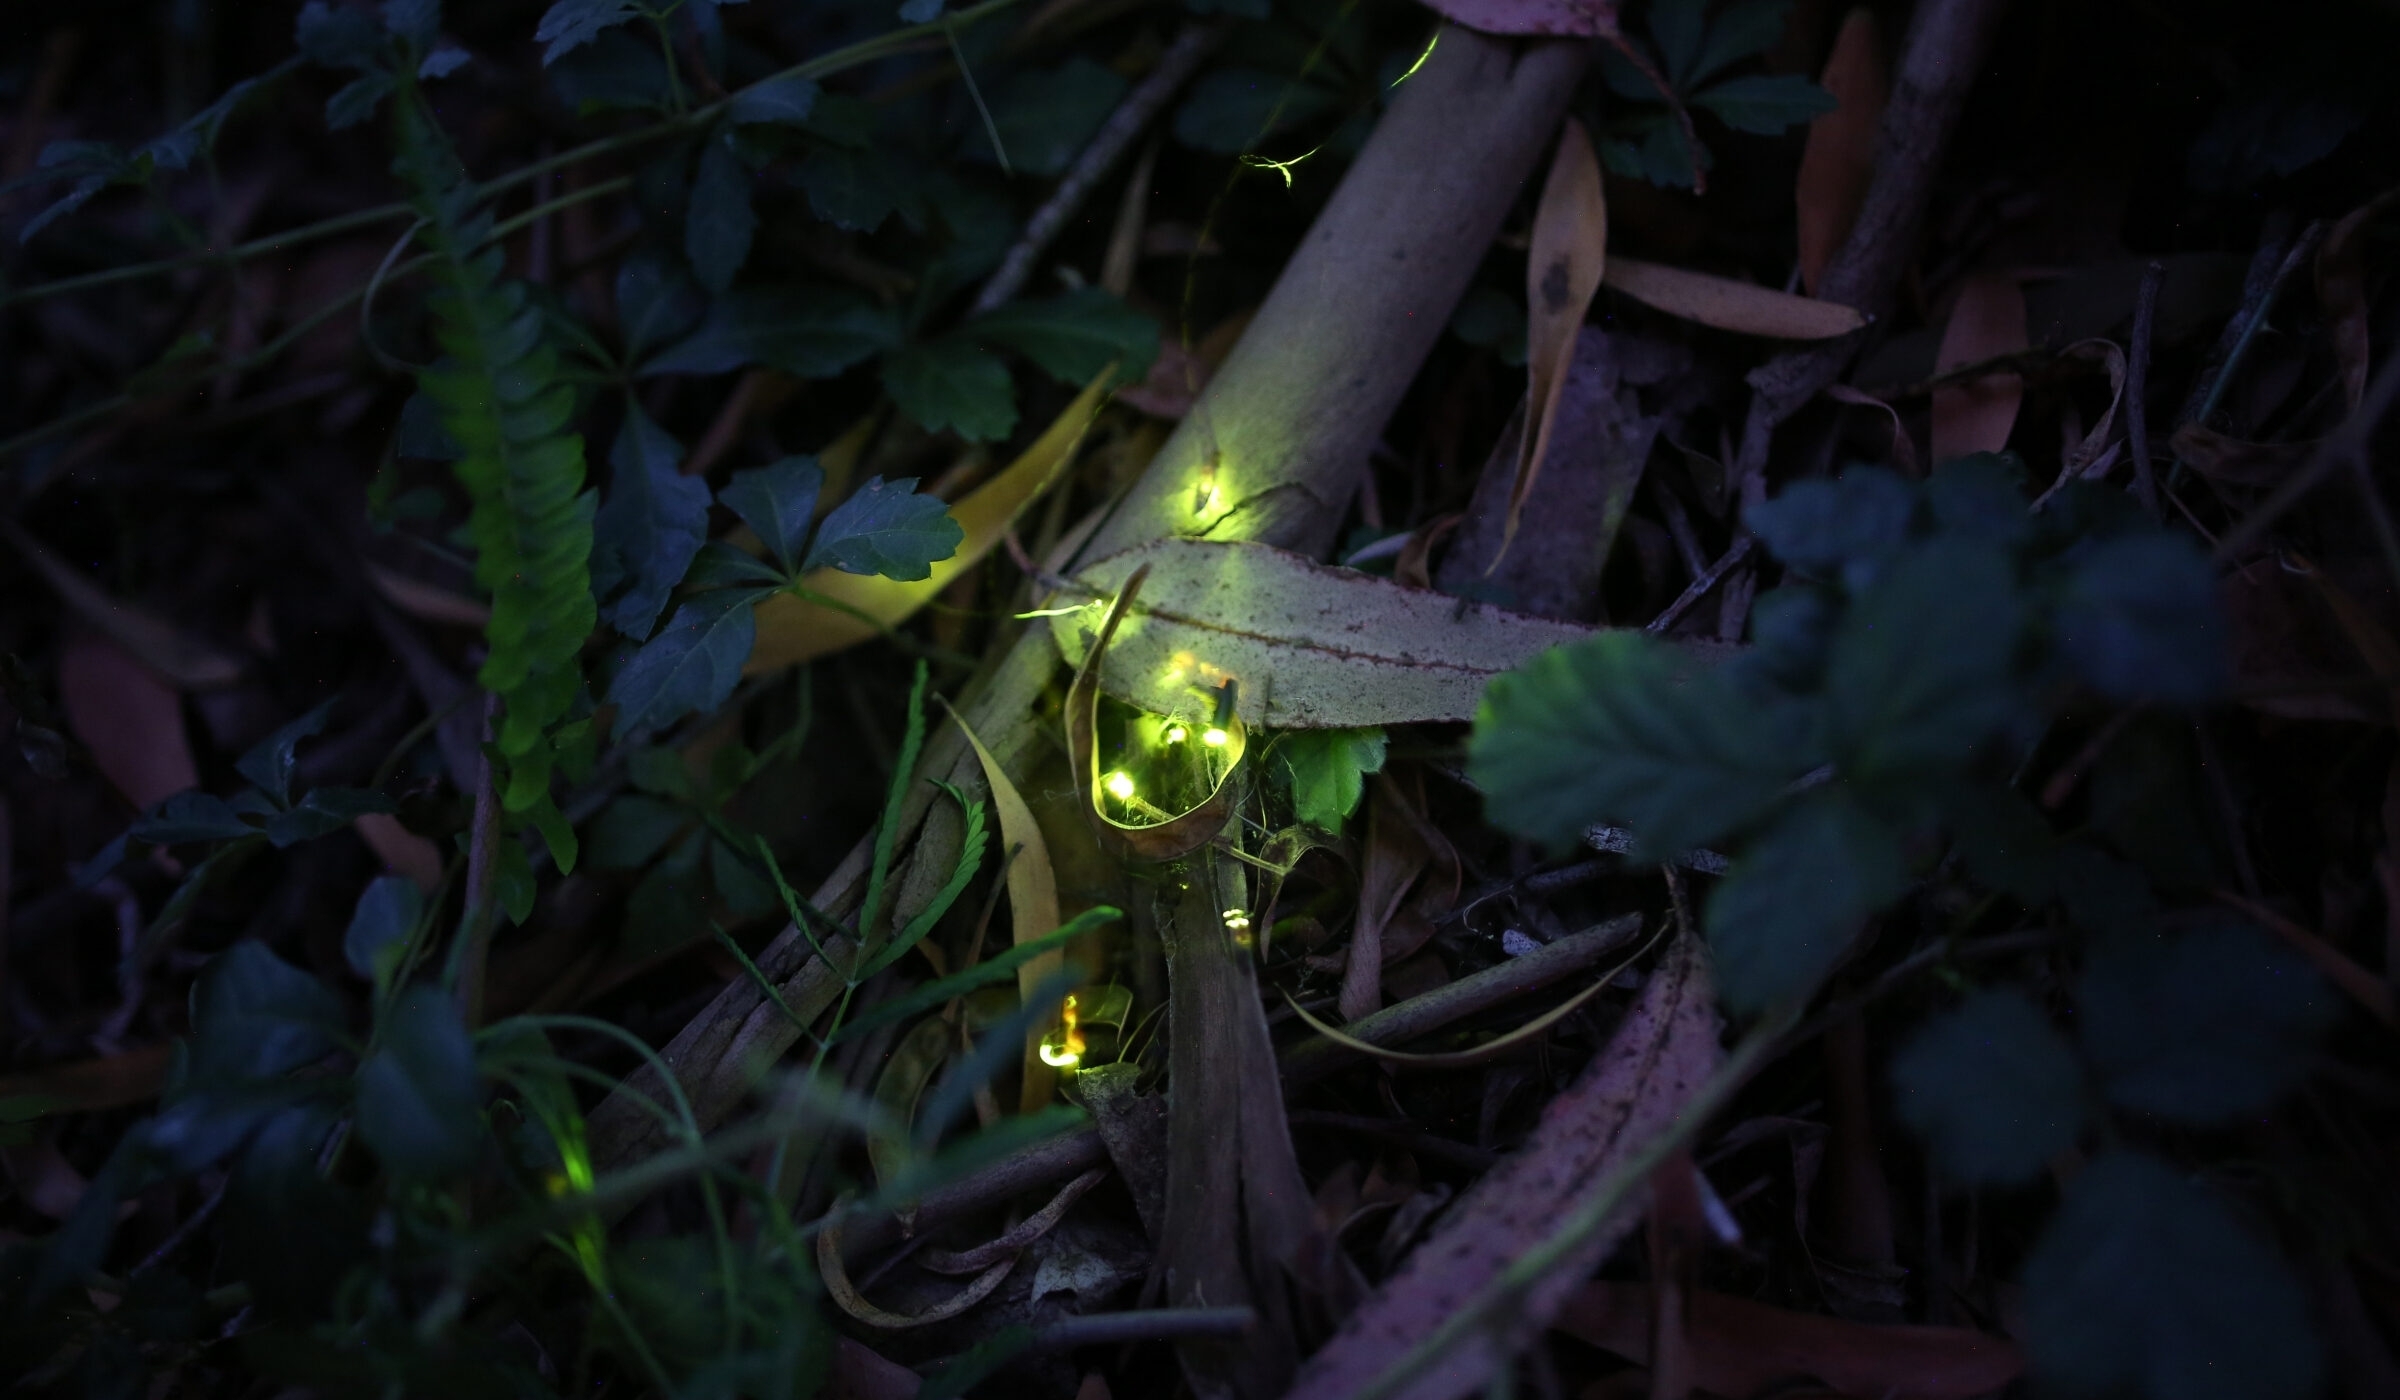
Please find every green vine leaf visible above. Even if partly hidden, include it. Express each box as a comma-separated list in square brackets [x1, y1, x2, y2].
[1891, 988, 2086, 1185]
[803, 475, 964, 580]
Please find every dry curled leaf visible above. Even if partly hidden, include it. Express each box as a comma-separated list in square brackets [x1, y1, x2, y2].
[1930, 272, 2027, 462]
[1796, 9, 1888, 295]
[950, 703, 1069, 1110]
[1605, 256, 1867, 339]
[58, 631, 197, 810]
[1501, 117, 1608, 569]
[2316, 185, 2400, 414]
[1049, 539, 1706, 729]
[818, 1208, 1016, 1330]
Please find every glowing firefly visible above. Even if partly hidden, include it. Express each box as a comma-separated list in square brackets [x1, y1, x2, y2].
[1103, 770, 1136, 801]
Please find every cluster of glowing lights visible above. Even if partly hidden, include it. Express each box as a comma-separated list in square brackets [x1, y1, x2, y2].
[1103, 769, 1137, 801]
[1038, 994, 1087, 1069]
[1159, 724, 1229, 747]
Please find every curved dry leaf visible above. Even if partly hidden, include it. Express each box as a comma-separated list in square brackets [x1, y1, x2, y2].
[1290, 926, 1653, 1070]
[364, 561, 490, 628]
[1796, 9, 1889, 295]
[7, 524, 245, 690]
[1062, 565, 1246, 862]
[1502, 118, 1608, 569]
[2316, 186, 2400, 414]
[2171, 424, 2312, 489]
[1604, 256, 1866, 340]
[818, 1209, 1017, 1329]
[58, 632, 197, 810]
[1822, 383, 1919, 477]
[949, 703, 1069, 1111]
[1930, 272, 2027, 461]
[354, 812, 444, 892]
[1049, 539, 1715, 729]
[746, 368, 1114, 672]
[1284, 931, 1721, 1400]
[921, 1166, 1110, 1274]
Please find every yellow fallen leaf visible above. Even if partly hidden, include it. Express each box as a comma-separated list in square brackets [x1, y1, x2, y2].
[1605, 256, 1866, 340]
[948, 703, 1067, 1113]
[745, 369, 1115, 673]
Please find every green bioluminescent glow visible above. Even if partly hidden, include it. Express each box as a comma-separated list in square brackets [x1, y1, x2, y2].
[1391, 30, 1438, 87]
[1241, 144, 1322, 189]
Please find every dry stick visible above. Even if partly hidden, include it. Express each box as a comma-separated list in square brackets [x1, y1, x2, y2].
[454, 692, 503, 1027]
[1027, 1306, 1257, 1350]
[1728, 0, 2011, 505]
[2168, 220, 2328, 493]
[970, 21, 1224, 314]
[2214, 351, 2400, 565]
[1645, 535, 1754, 635]
[1281, 913, 1644, 1086]
[2126, 260, 2166, 518]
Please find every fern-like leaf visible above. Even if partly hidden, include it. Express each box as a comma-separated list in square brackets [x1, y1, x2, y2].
[392, 81, 595, 871]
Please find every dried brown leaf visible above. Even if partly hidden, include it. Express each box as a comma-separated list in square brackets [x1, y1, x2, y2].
[951, 705, 1069, 1110]
[1605, 256, 1866, 339]
[57, 632, 197, 811]
[1929, 272, 2026, 461]
[2316, 185, 2400, 414]
[1795, 10, 1888, 295]
[1501, 118, 1608, 568]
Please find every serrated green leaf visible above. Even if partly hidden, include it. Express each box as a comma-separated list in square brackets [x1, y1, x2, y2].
[882, 339, 1017, 441]
[1705, 789, 1905, 1013]
[607, 588, 770, 736]
[547, 26, 671, 113]
[591, 402, 710, 640]
[1825, 542, 2025, 779]
[796, 142, 911, 231]
[717, 456, 824, 574]
[2051, 532, 2227, 705]
[647, 286, 901, 378]
[803, 475, 965, 580]
[969, 287, 1159, 383]
[1892, 988, 2086, 1185]
[2077, 921, 2330, 1125]
[859, 783, 988, 978]
[1278, 728, 1387, 831]
[1745, 468, 1921, 588]
[1688, 0, 1793, 87]
[728, 73, 819, 126]
[685, 132, 756, 295]
[534, 0, 639, 65]
[615, 248, 704, 362]
[2024, 1151, 2323, 1400]
[356, 987, 484, 1180]
[1469, 631, 1808, 856]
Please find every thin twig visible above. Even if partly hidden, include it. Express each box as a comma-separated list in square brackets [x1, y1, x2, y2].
[970, 21, 1223, 313]
[1645, 535, 1753, 635]
[1029, 1307, 1257, 1350]
[2214, 350, 2400, 564]
[454, 692, 502, 1027]
[2126, 259, 2165, 518]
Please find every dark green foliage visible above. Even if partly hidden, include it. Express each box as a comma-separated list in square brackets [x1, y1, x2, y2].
[969, 286, 1163, 383]
[1596, 0, 1833, 186]
[1470, 631, 1810, 857]
[1278, 727, 1388, 831]
[1175, 67, 1341, 154]
[187, 942, 348, 1083]
[344, 876, 424, 984]
[607, 588, 773, 737]
[648, 286, 903, 377]
[684, 130, 758, 294]
[969, 59, 1128, 176]
[2050, 533, 2228, 704]
[2077, 921, 2330, 1125]
[589, 404, 711, 640]
[2023, 1152, 2323, 1400]
[882, 338, 1019, 440]
[356, 988, 486, 1179]
[1704, 791, 1905, 1013]
[805, 475, 967, 578]
[390, 69, 596, 871]
[1891, 988, 2085, 1185]
[718, 458, 825, 573]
